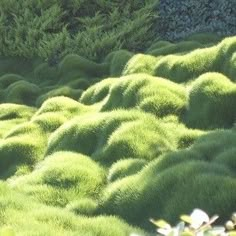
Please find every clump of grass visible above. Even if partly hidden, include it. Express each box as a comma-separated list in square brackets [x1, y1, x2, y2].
[108, 50, 134, 77]
[66, 198, 98, 216]
[36, 86, 82, 106]
[154, 36, 236, 83]
[107, 158, 147, 182]
[0, 122, 47, 178]
[80, 74, 187, 118]
[46, 110, 184, 166]
[4, 80, 41, 106]
[185, 72, 236, 129]
[0, 181, 146, 235]
[10, 151, 106, 207]
[0, 103, 36, 138]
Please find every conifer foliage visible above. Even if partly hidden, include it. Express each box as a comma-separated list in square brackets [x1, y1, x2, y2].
[0, 0, 157, 62]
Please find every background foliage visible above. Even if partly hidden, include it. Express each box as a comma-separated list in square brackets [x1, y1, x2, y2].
[0, 0, 157, 62]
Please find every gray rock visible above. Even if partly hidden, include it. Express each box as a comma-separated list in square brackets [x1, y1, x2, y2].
[154, 0, 236, 41]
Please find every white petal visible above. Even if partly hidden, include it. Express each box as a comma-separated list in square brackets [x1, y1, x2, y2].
[190, 209, 209, 229]
[157, 228, 172, 235]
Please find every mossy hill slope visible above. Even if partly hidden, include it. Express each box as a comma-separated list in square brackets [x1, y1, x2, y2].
[0, 34, 236, 235]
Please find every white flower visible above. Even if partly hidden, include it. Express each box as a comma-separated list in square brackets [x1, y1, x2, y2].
[190, 209, 210, 229]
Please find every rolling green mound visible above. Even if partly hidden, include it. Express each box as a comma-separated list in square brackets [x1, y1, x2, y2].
[0, 34, 236, 235]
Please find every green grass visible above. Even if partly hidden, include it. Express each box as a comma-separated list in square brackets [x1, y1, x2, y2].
[108, 50, 134, 77]
[10, 151, 106, 207]
[0, 33, 236, 235]
[184, 72, 236, 129]
[0, 122, 47, 178]
[107, 158, 147, 182]
[0, 181, 146, 236]
[0, 103, 36, 138]
[81, 74, 187, 118]
[46, 110, 191, 166]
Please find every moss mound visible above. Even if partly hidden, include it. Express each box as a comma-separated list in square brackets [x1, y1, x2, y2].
[0, 104, 35, 121]
[146, 40, 207, 56]
[36, 86, 82, 106]
[5, 80, 41, 106]
[0, 123, 47, 177]
[108, 50, 134, 77]
[107, 158, 147, 182]
[34, 96, 89, 117]
[0, 33, 236, 234]
[99, 130, 236, 229]
[81, 74, 187, 118]
[154, 36, 236, 82]
[0, 104, 36, 138]
[46, 110, 189, 166]
[0, 74, 24, 89]
[10, 151, 106, 207]
[32, 96, 93, 133]
[58, 54, 109, 83]
[34, 62, 59, 82]
[185, 72, 236, 129]
[0, 182, 146, 236]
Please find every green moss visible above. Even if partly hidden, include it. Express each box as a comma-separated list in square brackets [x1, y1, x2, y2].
[123, 54, 157, 75]
[109, 50, 134, 77]
[31, 113, 67, 134]
[0, 120, 24, 139]
[58, 54, 109, 83]
[154, 45, 219, 83]
[0, 123, 47, 177]
[214, 148, 236, 171]
[185, 72, 236, 129]
[99, 160, 234, 229]
[67, 78, 91, 90]
[0, 182, 146, 236]
[147, 41, 205, 56]
[11, 151, 106, 207]
[0, 103, 36, 138]
[0, 56, 37, 77]
[81, 74, 187, 118]
[47, 110, 187, 166]
[0, 104, 35, 121]
[100, 74, 187, 118]
[34, 62, 59, 82]
[95, 117, 174, 165]
[66, 198, 98, 216]
[4, 81, 41, 106]
[146, 40, 173, 52]
[154, 129, 236, 170]
[34, 96, 89, 117]
[154, 36, 236, 83]
[36, 86, 82, 106]
[185, 33, 222, 44]
[177, 129, 205, 148]
[222, 48, 236, 80]
[32, 96, 93, 133]
[191, 129, 236, 162]
[107, 158, 147, 182]
[0, 33, 236, 235]
[98, 128, 236, 228]
[46, 111, 137, 157]
[0, 74, 24, 89]
[80, 78, 115, 105]
[162, 174, 236, 224]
